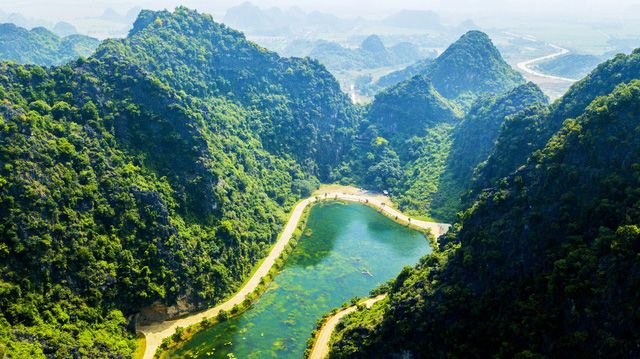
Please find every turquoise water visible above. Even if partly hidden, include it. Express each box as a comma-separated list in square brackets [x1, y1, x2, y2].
[168, 202, 430, 359]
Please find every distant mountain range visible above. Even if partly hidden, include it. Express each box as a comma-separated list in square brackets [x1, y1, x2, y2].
[284, 35, 436, 73]
[222, 2, 358, 36]
[381, 10, 444, 30]
[0, 23, 99, 66]
[222, 1, 475, 37]
[363, 58, 434, 94]
[98, 7, 142, 24]
[0, 7, 141, 40]
[0, 11, 78, 37]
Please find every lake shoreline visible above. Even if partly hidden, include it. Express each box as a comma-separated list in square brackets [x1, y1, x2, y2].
[307, 294, 387, 359]
[138, 185, 450, 359]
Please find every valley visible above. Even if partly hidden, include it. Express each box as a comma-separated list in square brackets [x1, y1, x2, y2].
[138, 187, 447, 358]
[514, 43, 577, 99]
[516, 43, 575, 82]
[0, 2, 639, 359]
[164, 202, 430, 358]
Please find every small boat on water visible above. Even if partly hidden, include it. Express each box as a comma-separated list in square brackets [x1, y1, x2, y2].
[361, 268, 373, 277]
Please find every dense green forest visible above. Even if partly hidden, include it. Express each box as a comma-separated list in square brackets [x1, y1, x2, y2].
[420, 30, 525, 108]
[472, 49, 640, 197]
[328, 50, 640, 359]
[3, 5, 640, 358]
[1, 16, 536, 355]
[0, 23, 99, 66]
[342, 30, 539, 221]
[0, 7, 356, 357]
[429, 82, 547, 219]
[96, 8, 358, 179]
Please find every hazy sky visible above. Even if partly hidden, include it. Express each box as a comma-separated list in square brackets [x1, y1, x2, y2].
[4, 0, 640, 22]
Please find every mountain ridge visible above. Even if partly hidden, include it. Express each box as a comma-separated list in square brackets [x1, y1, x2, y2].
[0, 23, 99, 66]
[0, 7, 356, 356]
[328, 49, 640, 359]
[424, 30, 525, 106]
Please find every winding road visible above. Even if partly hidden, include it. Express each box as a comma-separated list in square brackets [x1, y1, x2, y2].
[516, 44, 578, 83]
[137, 186, 449, 359]
[309, 294, 387, 359]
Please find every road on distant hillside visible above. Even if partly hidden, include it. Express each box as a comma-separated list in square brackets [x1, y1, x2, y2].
[517, 44, 578, 82]
[138, 186, 450, 359]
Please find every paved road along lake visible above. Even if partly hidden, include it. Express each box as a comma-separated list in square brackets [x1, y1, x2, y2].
[167, 202, 432, 358]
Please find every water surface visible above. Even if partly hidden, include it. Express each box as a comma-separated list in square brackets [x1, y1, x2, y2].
[168, 202, 430, 358]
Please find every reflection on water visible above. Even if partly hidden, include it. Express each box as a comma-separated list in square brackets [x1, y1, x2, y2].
[168, 203, 431, 359]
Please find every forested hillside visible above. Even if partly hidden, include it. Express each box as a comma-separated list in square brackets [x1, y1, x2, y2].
[4, 5, 637, 358]
[367, 75, 461, 138]
[430, 82, 547, 219]
[344, 31, 538, 221]
[1, 19, 534, 356]
[0, 23, 99, 66]
[473, 49, 640, 196]
[95, 7, 358, 179]
[360, 75, 461, 213]
[422, 30, 525, 108]
[338, 75, 461, 194]
[328, 58, 640, 359]
[0, 7, 357, 357]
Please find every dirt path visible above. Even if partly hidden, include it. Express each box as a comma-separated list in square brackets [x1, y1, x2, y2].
[138, 187, 449, 359]
[308, 295, 386, 359]
[516, 44, 577, 82]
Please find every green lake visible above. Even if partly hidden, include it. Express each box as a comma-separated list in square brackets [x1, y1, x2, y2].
[167, 202, 431, 358]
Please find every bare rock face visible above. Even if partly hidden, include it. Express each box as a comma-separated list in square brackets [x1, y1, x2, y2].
[136, 299, 195, 324]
